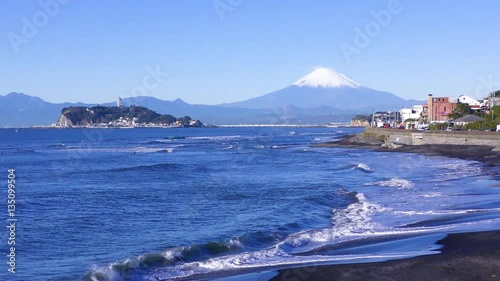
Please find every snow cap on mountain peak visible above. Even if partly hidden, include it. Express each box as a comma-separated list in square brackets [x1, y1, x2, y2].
[293, 67, 360, 88]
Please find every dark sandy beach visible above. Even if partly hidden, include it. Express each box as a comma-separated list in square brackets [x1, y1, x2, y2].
[270, 230, 500, 281]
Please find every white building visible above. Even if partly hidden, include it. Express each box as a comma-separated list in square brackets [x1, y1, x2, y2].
[117, 97, 123, 107]
[490, 97, 500, 107]
[400, 105, 423, 122]
[457, 95, 481, 109]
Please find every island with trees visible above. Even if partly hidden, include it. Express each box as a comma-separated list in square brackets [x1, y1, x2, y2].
[55, 105, 204, 128]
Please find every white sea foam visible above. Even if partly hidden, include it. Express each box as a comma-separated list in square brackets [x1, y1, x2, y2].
[354, 163, 374, 173]
[332, 193, 387, 234]
[429, 161, 482, 182]
[271, 145, 288, 149]
[162, 249, 184, 260]
[276, 193, 388, 253]
[394, 208, 500, 216]
[133, 147, 175, 153]
[365, 178, 415, 189]
[151, 139, 172, 143]
[420, 192, 442, 198]
[187, 135, 242, 141]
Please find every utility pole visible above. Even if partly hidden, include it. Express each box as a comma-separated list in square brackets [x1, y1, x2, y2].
[371, 108, 375, 127]
[492, 91, 495, 121]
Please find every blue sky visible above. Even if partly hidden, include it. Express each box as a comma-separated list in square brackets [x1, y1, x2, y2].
[1, 0, 499, 104]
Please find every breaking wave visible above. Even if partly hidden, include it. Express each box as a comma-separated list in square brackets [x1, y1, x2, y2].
[354, 163, 374, 173]
[85, 193, 393, 281]
[85, 239, 244, 281]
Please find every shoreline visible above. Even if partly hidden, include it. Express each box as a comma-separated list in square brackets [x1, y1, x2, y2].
[216, 131, 500, 281]
[215, 129, 500, 281]
[314, 133, 500, 168]
[268, 131, 500, 280]
[269, 230, 500, 281]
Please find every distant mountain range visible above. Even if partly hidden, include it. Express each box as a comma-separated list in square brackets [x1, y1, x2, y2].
[0, 93, 92, 127]
[223, 68, 422, 110]
[0, 68, 423, 127]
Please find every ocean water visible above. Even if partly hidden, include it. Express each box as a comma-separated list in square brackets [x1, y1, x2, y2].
[1, 127, 499, 281]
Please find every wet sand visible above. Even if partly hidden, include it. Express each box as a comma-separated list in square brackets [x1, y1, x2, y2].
[270, 230, 500, 281]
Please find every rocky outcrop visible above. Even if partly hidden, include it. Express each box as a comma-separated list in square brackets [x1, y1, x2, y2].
[56, 114, 74, 128]
[350, 120, 370, 127]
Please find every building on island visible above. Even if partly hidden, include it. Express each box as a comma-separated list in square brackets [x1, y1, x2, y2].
[422, 94, 456, 122]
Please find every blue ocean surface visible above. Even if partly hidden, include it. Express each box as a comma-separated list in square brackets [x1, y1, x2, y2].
[1, 127, 499, 281]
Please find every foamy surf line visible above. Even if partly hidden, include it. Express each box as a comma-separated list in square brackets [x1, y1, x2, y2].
[149, 218, 500, 281]
[84, 191, 500, 281]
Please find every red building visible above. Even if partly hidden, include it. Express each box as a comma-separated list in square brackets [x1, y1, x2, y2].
[422, 94, 456, 122]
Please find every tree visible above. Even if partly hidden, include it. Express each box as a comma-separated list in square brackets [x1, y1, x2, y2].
[429, 123, 447, 130]
[491, 105, 500, 116]
[448, 102, 471, 119]
[177, 116, 192, 124]
[157, 114, 176, 124]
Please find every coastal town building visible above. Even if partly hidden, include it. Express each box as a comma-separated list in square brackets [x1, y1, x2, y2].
[452, 114, 485, 126]
[488, 97, 500, 107]
[457, 95, 481, 110]
[422, 94, 456, 122]
[372, 111, 400, 127]
[117, 97, 123, 107]
[400, 105, 423, 122]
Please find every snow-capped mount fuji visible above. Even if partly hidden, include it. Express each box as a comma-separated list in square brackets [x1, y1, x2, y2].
[2, 68, 423, 126]
[292, 67, 360, 88]
[223, 67, 421, 112]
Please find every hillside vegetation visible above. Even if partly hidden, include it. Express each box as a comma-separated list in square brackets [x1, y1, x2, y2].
[60, 105, 201, 127]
